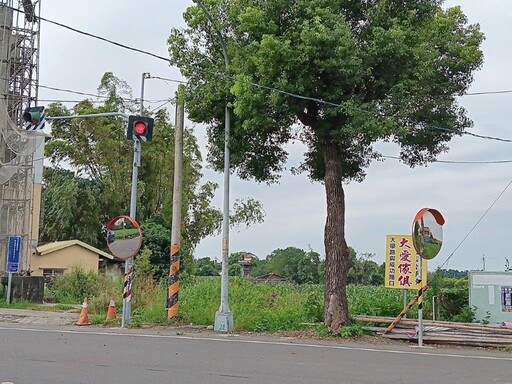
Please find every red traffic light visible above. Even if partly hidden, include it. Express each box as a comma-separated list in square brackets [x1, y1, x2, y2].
[126, 115, 154, 141]
[133, 121, 147, 135]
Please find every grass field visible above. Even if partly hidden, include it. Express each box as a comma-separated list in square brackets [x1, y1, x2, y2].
[1, 273, 438, 334]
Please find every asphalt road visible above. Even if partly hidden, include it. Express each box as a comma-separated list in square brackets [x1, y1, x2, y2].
[108, 237, 141, 259]
[0, 323, 511, 384]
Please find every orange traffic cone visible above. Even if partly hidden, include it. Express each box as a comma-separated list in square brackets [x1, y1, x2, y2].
[106, 295, 117, 320]
[76, 297, 90, 326]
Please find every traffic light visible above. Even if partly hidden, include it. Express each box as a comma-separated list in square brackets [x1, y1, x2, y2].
[126, 115, 154, 142]
[22, 106, 45, 130]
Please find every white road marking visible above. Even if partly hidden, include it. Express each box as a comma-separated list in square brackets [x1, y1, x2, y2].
[0, 325, 511, 362]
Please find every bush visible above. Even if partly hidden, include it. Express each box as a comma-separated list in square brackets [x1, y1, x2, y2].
[44, 269, 116, 305]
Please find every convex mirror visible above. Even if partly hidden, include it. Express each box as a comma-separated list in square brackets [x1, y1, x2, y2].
[105, 215, 142, 260]
[412, 208, 445, 260]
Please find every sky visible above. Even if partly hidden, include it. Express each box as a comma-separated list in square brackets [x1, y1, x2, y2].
[34, 0, 512, 272]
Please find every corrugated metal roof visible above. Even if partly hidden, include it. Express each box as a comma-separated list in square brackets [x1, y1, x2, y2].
[36, 240, 114, 260]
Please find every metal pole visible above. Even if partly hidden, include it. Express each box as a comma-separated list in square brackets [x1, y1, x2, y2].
[121, 72, 149, 327]
[432, 295, 436, 321]
[214, 102, 233, 331]
[417, 260, 424, 347]
[193, 0, 233, 332]
[193, 0, 233, 331]
[6, 272, 12, 304]
[167, 86, 184, 318]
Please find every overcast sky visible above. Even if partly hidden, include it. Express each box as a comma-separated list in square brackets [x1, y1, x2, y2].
[36, 0, 512, 272]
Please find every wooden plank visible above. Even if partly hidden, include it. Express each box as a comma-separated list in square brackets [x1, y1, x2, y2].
[355, 315, 512, 335]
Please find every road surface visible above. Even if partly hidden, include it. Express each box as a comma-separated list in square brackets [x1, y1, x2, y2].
[0, 322, 511, 384]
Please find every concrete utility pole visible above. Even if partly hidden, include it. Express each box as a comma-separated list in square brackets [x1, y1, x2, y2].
[167, 85, 184, 318]
[193, 0, 233, 332]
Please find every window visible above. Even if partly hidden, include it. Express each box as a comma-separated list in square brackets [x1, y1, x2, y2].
[42, 269, 65, 277]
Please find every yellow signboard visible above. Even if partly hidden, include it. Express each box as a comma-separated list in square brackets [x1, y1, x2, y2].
[385, 234, 427, 290]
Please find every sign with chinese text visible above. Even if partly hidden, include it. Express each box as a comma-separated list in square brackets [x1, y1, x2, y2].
[6, 235, 21, 273]
[385, 234, 427, 290]
[502, 286, 512, 312]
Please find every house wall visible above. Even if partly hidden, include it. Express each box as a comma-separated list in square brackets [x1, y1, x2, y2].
[103, 261, 124, 281]
[469, 271, 512, 324]
[31, 246, 100, 276]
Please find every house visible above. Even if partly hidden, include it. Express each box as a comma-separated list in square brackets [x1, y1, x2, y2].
[30, 240, 123, 279]
[238, 251, 257, 277]
[255, 273, 287, 283]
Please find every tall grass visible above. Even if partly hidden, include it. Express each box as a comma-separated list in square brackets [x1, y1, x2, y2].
[41, 272, 434, 331]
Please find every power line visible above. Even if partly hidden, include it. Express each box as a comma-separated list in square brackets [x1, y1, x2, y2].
[382, 155, 512, 164]
[7, 4, 510, 115]
[8, 3, 511, 112]
[438, 178, 512, 269]
[465, 89, 512, 96]
[38, 84, 111, 99]
[148, 76, 187, 85]
[38, 84, 172, 104]
[6, 5, 512, 143]
[150, 99, 176, 113]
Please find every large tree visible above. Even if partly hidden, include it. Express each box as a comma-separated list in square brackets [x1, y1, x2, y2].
[168, 0, 483, 331]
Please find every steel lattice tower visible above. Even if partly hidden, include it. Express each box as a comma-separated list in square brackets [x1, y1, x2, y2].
[0, 0, 41, 274]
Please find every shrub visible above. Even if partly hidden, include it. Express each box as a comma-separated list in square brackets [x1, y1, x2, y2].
[44, 269, 116, 305]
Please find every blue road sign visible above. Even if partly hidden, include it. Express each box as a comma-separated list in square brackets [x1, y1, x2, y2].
[7, 236, 21, 273]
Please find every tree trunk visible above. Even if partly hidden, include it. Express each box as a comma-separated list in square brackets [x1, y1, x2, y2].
[322, 141, 352, 332]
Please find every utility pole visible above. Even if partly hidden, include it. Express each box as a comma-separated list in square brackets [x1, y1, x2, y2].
[482, 254, 486, 271]
[167, 85, 184, 318]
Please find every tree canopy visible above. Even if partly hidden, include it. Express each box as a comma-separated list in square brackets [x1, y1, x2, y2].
[169, 1, 484, 332]
[42, 73, 265, 269]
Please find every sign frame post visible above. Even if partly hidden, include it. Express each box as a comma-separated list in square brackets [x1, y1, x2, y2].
[411, 208, 445, 347]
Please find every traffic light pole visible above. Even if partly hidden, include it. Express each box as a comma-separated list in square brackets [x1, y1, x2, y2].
[47, 108, 154, 328]
[121, 72, 150, 327]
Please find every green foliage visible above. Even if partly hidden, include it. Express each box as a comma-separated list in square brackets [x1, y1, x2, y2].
[437, 277, 472, 321]
[170, 1, 483, 182]
[336, 323, 367, 338]
[228, 263, 242, 276]
[250, 257, 269, 278]
[40, 168, 104, 247]
[266, 247, 321, 284]
[169, 0, 484, 331]
[43, 73, 265, 266]
[347, 250, 384, 286]
[134, 247, 154, 280]
[43, 270, 476, 331]
[44, 269, 116, 304]
[141, 221, 172, 280]
[195, 257, 219, 276]
[348, 285, 416, 317]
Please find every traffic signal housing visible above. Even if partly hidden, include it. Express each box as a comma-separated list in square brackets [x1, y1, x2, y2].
[22, 106, 45, 130]
[126, 115, 154, 142]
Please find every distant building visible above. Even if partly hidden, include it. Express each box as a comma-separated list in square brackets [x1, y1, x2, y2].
[238, 251, 257, 277]
[255, 273, 287, 283]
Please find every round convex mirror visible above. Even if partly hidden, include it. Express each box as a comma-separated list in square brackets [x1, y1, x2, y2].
[412, 208, 445, 260]
[105, 215, 142, 260]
